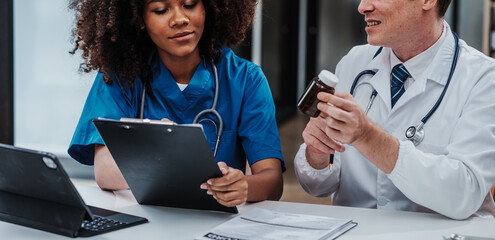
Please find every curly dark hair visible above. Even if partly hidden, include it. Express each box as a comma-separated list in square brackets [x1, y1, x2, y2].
[69, 0, 258, 87]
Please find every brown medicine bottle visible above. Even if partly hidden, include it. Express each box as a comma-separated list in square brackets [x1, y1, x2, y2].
[297, 70, 339, 117]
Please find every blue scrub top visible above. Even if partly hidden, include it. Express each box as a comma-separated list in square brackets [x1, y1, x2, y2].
[68, 48, 285, 172]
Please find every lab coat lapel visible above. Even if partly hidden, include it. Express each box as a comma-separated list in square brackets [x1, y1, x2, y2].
[366, 48, 393, 111]
[425, 29, 455, 86]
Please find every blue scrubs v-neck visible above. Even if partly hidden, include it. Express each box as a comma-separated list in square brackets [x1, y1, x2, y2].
[151, 58, 211, 113]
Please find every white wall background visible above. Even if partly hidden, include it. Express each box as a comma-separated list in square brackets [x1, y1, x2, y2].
[14, 0, 95, 158]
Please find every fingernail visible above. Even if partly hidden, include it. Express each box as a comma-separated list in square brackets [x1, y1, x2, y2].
[200, 184, 207, 189]
[207, 180, 212, 184]
[207, 191, 212, 195]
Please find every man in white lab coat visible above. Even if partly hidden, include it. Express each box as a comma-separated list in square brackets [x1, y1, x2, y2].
[295, 0, 495, 219]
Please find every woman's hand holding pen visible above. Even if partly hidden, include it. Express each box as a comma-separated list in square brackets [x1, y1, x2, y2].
[200, 162, 248, 207]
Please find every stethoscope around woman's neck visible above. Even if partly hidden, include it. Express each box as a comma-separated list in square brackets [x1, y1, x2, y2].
[139, 55, 223, 157]
[350, 31, 460, 146]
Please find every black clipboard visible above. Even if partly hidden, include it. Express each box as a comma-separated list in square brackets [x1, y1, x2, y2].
[92, 118, 238, 214]
[0, 143, 148, 237]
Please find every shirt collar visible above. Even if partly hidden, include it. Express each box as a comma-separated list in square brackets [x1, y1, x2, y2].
[389, 21, 448, 82]
[361, 21, 454, 110]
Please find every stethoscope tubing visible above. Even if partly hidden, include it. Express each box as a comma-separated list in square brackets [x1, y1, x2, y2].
[350, 70, 377, 96]
[192, 60, 223, 157]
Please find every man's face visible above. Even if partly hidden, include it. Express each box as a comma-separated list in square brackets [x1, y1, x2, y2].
[358, 0, 424, 49]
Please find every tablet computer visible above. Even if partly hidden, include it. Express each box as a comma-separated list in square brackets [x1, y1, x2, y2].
[92, 118, 238, 214]
[0, 143, 148, 237]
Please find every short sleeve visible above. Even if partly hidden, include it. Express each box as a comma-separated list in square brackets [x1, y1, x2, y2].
[237, 65, 285, 171]
[68, 73, 141, 165]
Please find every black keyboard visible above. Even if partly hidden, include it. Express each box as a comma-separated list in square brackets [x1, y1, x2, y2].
[77, 206, 148, 237]
[81, 216, 125, 232]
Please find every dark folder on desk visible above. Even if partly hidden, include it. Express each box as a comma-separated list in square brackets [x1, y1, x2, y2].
[92, 118, 238, 214]
[0, 143, 148, 237]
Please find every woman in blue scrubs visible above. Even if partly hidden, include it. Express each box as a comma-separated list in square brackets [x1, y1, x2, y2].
[68, 0, 284, 207]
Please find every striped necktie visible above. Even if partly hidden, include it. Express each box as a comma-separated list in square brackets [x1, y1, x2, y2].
[390, 64, 410, 108]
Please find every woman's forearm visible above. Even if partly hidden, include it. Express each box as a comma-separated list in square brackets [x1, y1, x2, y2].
[94, 145, 129, 190]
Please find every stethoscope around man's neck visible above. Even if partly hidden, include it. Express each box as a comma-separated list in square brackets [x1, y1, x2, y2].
[350, 31, 460, 146]
[139, 54, 223, 157]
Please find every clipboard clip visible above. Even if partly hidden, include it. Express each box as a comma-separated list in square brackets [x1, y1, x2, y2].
[119, 118, 177, 125]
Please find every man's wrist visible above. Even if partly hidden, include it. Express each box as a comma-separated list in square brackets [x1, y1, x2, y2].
[305, 145, 331, 170]
[349, 121, 400, 174]
[352, 120, 375, 149]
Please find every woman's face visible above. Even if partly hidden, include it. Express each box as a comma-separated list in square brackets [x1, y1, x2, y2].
[143, 0, 205, 60]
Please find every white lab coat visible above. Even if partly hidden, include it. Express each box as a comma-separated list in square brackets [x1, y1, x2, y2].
[295, 26, 495, 219]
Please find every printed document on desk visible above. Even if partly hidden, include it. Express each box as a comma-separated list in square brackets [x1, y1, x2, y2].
[195, 208, 357, 240]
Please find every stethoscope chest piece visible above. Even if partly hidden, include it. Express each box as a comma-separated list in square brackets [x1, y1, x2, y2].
[405, 123, 425, 146]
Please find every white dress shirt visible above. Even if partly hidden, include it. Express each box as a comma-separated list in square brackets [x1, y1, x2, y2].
[294, 22, 495, 219]
[390, 23, 447, 90]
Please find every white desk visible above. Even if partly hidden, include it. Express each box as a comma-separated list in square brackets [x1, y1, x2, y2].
[2, 180, 495, 239]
